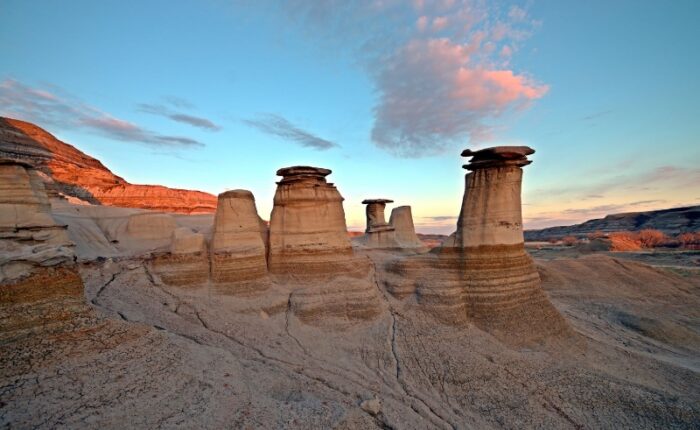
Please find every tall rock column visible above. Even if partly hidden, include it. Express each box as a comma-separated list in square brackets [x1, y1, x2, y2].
[384, 147, 569, 344]
[210, 190, 270, 295]
[268, 167, 359, 277]
[454, 146, 568, 339]
[389, 206, 424, 249]
[361, 199, 397, 248]
[268, 166, 382, 324]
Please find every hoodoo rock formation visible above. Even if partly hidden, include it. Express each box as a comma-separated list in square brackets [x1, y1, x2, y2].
[209, 190, 270, 295]
[268, 167, 360, 277]
[361, 199, 398, 248]
[0, 117, 217, 213]
[389, 206, 424, 249]
[268, 166, 382, 323]
[385, 146, 569, 343]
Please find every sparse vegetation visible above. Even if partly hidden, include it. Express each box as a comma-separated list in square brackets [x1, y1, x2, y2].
[561, 235, 579, 246]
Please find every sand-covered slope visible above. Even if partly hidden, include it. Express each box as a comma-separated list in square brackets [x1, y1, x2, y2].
[0, 117, 217, 213]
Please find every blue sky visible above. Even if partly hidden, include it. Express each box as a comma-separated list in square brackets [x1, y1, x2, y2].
[1, 0, 698, 233]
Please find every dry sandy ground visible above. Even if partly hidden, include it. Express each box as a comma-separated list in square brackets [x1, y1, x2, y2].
[1, 206, 699, 428]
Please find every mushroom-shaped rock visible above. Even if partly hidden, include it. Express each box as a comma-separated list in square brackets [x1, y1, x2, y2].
[210, 190, 270, 295]
[360, 199, 398, 248]
[384, 147, 570, 344]
[268, 166, 357, 276]
[268, 166, 382, 325]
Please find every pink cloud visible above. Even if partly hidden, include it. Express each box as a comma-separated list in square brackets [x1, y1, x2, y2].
[432, 16, 448, 31]
[416, 15, 428, 32]
[371, 38, 547, 156]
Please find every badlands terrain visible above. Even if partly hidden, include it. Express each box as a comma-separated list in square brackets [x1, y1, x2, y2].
[1, 119, 699, 429]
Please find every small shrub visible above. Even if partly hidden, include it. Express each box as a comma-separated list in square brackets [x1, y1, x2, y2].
[561, 236, 578, 246]
[677, 232, 700, 249]
[637, 229, 667, 248]
[608, 231, 642, 251]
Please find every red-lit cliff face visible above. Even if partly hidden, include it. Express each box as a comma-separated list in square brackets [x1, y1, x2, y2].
[0, 117, 217, 214]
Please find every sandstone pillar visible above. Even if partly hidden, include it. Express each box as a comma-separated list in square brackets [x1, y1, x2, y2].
[361, 199, 398, 248]
[268, 166, 381, 324]
[268, 166, 358, 276]
[389, 206, 424, 248]
[210, 190, 269, 294]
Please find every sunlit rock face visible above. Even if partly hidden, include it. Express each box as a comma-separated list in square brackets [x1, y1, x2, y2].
[385, 147, 569, 344]
[0, 117, 218, 213]
[268, 167, 360, 277]
[210, 190, 270, 295]
[268, 166, 382, 324]
[0, 159, 74, 283]
[389, 206, 424, 249]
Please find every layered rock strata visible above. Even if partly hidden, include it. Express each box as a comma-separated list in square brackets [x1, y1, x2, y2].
[0, 117, 217, 213]
[385, 147, 569, 343]
[361, 199, 398, 248]
[151, 227, 209, 287]
[268, 167, 382, 323]
[0, 159, 74, 283]
[209, 190, 270, 295]
[268, 167, 363, 277]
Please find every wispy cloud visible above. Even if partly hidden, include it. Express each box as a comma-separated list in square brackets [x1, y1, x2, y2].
[137, 102, 221, 131]
[422, 215, 458, 221]
[274, 1, 546, 157]
[243, 113, 338, 150]
[0, 78, 203, 148]
[582, 109, 613, 121]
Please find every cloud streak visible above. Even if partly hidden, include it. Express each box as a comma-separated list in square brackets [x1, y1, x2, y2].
[0, 79, 204, 148]
[243, 113, 338, 150]
[137, 103, 221, 131]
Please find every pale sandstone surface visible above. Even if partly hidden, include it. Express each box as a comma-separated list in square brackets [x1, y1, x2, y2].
[2, 253, 698, 429]
[0, 159, 74, 283]
[267, 167, 383, 324]
[385, 147, 570, 343]
[209, 190, 270, 295]
[389, 206, 425, 249]
[0, 117, 217, 213]
[1, 149, 699, 428]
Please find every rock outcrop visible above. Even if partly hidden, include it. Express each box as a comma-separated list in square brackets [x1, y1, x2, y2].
[0, 117, 217, 213]
[361, 199, 398, 248]
[385, 147, 569, 344]
[210, 190, 270, 295]
[268, 167, 360, 277]
[151, 227, 209, 287]
[0, 158, 74, 283]
[389, 206, 424, 249]
[268, 167, 382, 324]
